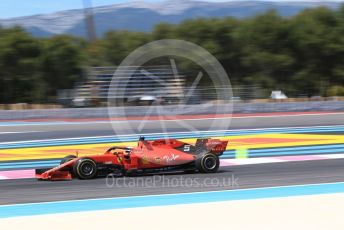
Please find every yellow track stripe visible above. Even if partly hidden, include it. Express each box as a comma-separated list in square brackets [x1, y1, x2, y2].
[0, 134, 343, 162]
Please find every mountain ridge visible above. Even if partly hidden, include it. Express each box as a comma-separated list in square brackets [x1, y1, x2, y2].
[0, 0, 341, 37]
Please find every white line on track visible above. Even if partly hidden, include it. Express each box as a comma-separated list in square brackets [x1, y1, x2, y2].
[135, 112, 344, 122]
[233, 112, 344, 119]
[222, 158, 285, 165]
[0, 112, 343, 127]
[321, 153, 344, 159]
[0, 124, 342, 145]
[0, 131, 43, 135]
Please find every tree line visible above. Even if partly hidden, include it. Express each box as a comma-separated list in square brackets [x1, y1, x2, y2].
[1, 5, 344, 104]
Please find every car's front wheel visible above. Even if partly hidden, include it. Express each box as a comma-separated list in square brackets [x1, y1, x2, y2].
[73, 158, 98, 179]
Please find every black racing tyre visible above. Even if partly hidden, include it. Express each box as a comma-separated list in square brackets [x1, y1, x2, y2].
[73, 158, 98, 179]
[195, 153, 220, 173]
[60, 155, 77, 165]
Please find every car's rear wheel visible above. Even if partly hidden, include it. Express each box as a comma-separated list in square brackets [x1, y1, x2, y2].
[195, 153, 219, 173]
[73, 158, 97, 179]
[60, 155, 77, 165]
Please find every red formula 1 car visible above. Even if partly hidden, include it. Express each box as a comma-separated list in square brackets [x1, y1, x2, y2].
[36, 137, 228, 180]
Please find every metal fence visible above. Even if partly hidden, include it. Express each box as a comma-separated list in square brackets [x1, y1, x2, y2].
[58, 66, 260, 107]
[0, 100, 343, 120]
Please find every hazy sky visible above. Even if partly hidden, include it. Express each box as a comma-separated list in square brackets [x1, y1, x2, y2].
[0, 0, 342, 19]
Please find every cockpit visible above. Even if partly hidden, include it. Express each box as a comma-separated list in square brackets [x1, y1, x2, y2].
[106, 146, 132, 155]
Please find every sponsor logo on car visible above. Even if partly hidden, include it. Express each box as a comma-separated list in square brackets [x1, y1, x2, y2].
[163, 154, 180, 163]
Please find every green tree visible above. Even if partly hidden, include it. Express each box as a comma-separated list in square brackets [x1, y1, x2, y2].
[0, 27, 42, 103]
[2, 4, 344, 104]
[101, 31, 151, 65]
[288, 7, 342, 96]
[234, 11, 294, 93]
[152, 23, 176, 40]
[40, 35, 86, 101]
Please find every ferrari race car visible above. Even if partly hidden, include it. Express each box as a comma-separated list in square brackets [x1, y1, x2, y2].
[36, 137, 228, 180]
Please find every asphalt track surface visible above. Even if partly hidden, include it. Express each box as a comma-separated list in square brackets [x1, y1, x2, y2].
[1, 113, 344, 142]
[1, 158, 344, 205]
[0, 112, 343, 205]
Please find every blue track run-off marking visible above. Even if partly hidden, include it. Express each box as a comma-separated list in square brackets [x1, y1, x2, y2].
[1, 125, 344, 150]
[0, 182, 343, 218]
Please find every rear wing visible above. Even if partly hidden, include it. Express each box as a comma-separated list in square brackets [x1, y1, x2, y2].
[195, 138, 228, 155]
